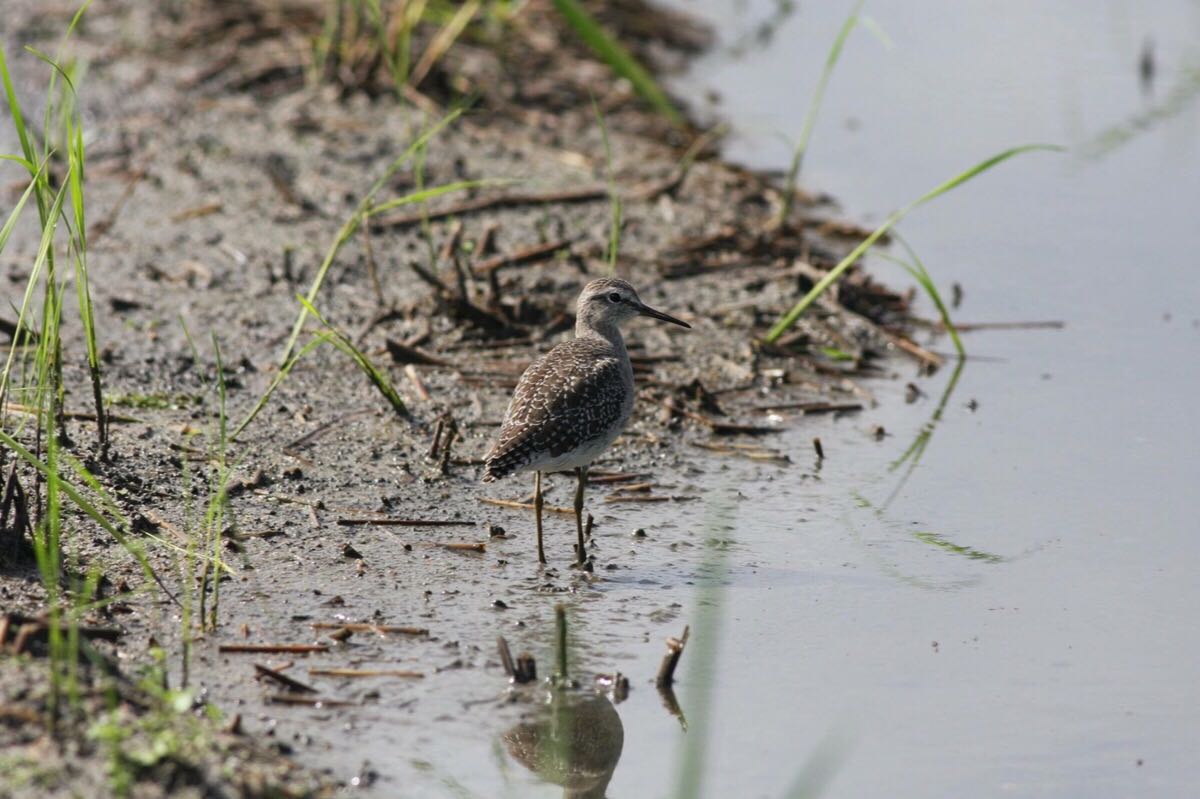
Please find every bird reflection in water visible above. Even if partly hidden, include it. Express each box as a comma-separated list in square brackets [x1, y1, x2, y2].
[503, 692, 625, 799]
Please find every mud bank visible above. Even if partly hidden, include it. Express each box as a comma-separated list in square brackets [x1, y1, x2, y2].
[0, 2, 931, 796]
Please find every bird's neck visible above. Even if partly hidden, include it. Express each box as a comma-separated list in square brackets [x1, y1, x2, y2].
[576, 319, 627, 358]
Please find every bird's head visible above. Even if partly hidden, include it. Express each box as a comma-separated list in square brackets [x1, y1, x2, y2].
[575, 278, 690, 333]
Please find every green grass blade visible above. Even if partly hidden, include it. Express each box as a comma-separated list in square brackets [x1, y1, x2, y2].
[0, 153, 36, 170]
[592, 97, 621, 274]
[24, 45, 78, 95]
[0, 156, 48, 253]
[0, 46, 37, 169]
[764, 144, 1061, 342]
[410, 0, 482, 88]
[279, 109, 462, 365]
[873, 233, 964, 357]
[231, 334, 330, 441]
[366, 178, 509, 216]
[777, 1, 865, 225]
[552, 0, 684, 126]
[0, 180, 67, 409]
[296, 296, 408, 417]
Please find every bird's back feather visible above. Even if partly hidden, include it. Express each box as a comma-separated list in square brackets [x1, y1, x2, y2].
[483, 338, 632, 481]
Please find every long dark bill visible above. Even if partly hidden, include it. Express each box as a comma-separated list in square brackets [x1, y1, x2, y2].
[637, 303, 691, 328]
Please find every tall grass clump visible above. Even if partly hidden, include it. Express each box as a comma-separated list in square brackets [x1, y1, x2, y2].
[314, 0, 488, 99]
[0, 4, 178, 727]
[0, 2, 107, 450]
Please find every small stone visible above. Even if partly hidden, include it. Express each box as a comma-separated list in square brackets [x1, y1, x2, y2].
[632, 528, 647, 538]
[488, 524, 506, 538]
[342, 543, 363, 559]
[492, 599, 509, 610]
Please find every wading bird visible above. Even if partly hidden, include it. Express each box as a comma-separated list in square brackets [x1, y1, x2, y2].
[482, 278, 690, 566]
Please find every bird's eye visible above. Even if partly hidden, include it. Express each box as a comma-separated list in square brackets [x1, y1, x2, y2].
[607, 292, 621, 303]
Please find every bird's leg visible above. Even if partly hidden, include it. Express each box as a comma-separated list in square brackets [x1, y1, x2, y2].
[573, 465, 587, 566]
[534, 470, 546, 565]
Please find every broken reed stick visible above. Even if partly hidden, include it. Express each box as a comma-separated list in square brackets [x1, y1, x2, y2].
[371, 173, 682, 230]
[655, 626, 690, 688]
[254, 662, 317, 693]
[385, 338, 450, 366]
[439, 417, 458, 474]
[265, 694, 355, 707]
[497, 636, 538, 684]
[585, 472, 649, 484]
[0, 613, 123, 649]
[479, 497, 573, 515]
[404, 364, 431, 401]
[604, 495, 673, 503]
[218, 643, 329, 654]
[441, 542, 486, 553]
[497, 636, 516, 677]
[813, 437, 825, 460]
[930, 319, 1065, 332]
[310, 623, 428, 636]
[335, 517, 474, 527]
[308, 668, 424, 679]
[692, 441, 791, 465]
[427, 417, 445, 459]
[885, 331, 943, 369]
[660, 398, 778, 435]
[608, 481, 654, 492]
[472, 238, 573, 276]
[752, 400, 863, 414]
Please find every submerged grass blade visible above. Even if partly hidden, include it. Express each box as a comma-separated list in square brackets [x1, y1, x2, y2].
[552, 0, 684, 126]
[670, 487, 738, 798]
[764, 144, 1062, 342]
[782, 729, 853, 799]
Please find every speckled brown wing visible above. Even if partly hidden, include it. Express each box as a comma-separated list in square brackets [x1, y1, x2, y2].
[482, 339, 629, 481]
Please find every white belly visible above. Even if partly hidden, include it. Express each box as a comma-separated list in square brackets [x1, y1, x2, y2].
[528, 411, 630, 472]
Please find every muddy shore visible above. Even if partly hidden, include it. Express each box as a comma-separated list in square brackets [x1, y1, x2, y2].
[0, 2, 929, 796]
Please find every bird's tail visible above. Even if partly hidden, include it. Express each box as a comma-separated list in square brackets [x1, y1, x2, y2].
[481, 449, 524, 483]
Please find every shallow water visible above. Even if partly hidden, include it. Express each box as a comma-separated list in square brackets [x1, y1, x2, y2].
[409, 3, 1200, 795]
[429, 2, 1200, 797]
[630, 1, 1200, 796]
